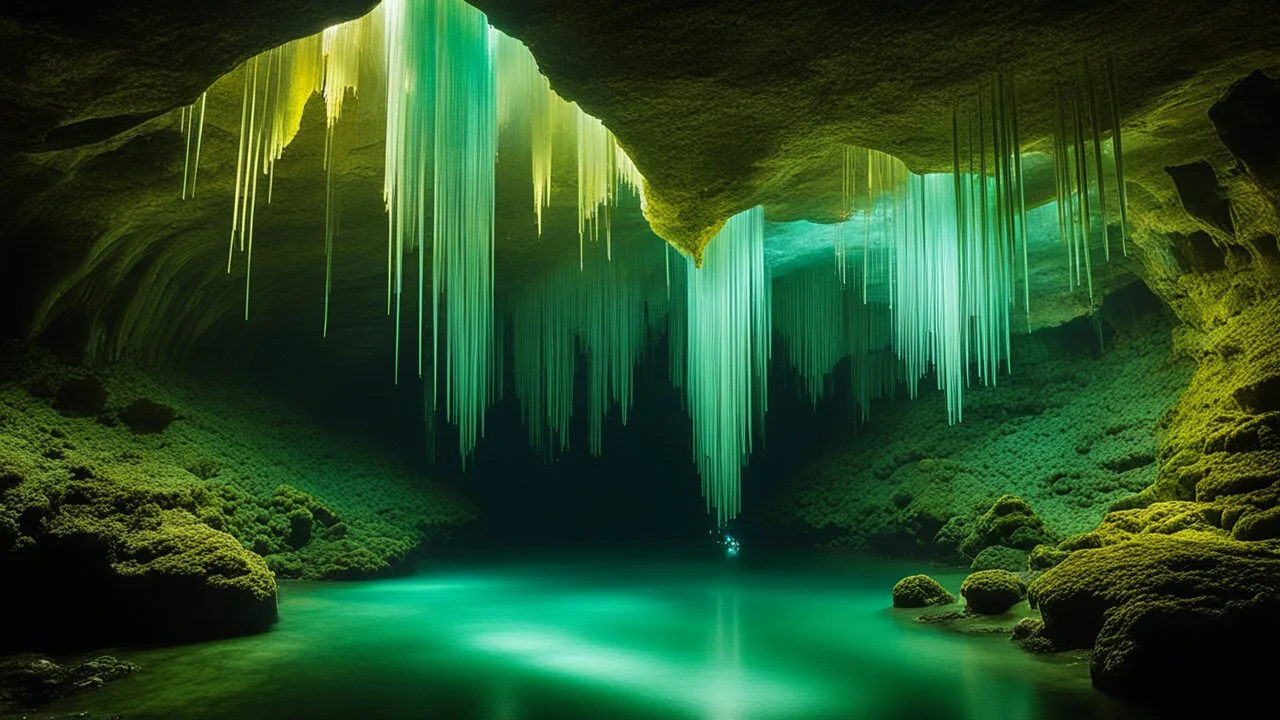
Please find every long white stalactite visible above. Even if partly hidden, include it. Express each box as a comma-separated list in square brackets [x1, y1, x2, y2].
[685, 206, 770, 525]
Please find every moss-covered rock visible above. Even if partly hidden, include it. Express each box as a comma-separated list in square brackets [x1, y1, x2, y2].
[1029, 534, 1280, 699]
[1009, 618, 1063, 654]
[960, 569, 1027, 615]
[970, 545, 1029, 572]
[0, 653, 138, 712]
[0, 349, 473, 650]
[891, 574, 955, 608]
[0, 468, 277, 651]
[959, 495, 1054, 557]
[1028, 543, 1069, 570]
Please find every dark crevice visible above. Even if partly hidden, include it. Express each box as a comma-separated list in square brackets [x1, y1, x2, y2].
[1209, 70, 1280, 172]
[1166, 161, 1235, 236]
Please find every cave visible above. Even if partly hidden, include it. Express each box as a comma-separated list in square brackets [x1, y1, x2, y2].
[2, 0, 1279, 717]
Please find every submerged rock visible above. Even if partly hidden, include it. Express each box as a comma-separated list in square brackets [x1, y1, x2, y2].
[0, 654, 138, 711]
[1009, 618, 1063, 654]
[960, 569, 1027, 615]
[891, 574, 955, 608]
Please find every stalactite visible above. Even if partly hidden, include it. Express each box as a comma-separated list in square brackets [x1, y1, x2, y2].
[224, 36, 324, 319]
[575, 110, 645, 265]
[318, 12, 377, 337]
[430, 0, 498, 462]
[823, 143, 1014, 425]
[1106, 56, 1129, 256]
[685, 206, 769, 524]
[179, 92, 207, 199]
[507, 234, 668, 457]
[495, 32, 572, 237]
[1084, 57, 1110, 261]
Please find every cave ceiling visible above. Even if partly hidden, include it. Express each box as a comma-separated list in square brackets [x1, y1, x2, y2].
[1, 0, 1278, 367]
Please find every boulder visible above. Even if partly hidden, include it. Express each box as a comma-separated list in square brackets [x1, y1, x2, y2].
[0, 474, 277, 652]
[959, 495, 1054, 558]
[891, 574, 955, 608]
[970, 545, 1029, 572]
[960, 569, 1027, 614]
[1029, 534, 1280, 700]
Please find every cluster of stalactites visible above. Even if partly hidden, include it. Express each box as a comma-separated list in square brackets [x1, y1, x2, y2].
[1051, 56, 1129, 307]
[377, 0, 500, 461]
[201, 8, 649, 464]
[492, 32, 645, 263]
[178, 92, 207, 200]
[224, 34, 324, 319]
[507, 237, 669, 458]
[495, 32, 565, 236]
[807, 144, 1019, 425]
[684, 206, 770, 524]
[800, 65, 1129, 427]
[772, 266, 895, 417]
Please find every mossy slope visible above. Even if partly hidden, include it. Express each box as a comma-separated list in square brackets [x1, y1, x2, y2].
[0, 345, 474, 650]
[762, 294, 1191, 561]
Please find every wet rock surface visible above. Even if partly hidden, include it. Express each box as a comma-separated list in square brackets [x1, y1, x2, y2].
[0, 653, 138, 712]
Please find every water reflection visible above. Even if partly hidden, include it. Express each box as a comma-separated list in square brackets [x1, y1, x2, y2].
[33, 558, 1147, 720]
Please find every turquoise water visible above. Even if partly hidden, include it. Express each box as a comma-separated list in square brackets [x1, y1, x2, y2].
[32, 556, 1146, 720]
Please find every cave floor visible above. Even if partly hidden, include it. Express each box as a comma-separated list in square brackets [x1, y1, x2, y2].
[19, 555, 1151, 720]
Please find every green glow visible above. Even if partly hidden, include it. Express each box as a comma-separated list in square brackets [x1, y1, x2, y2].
[686, 206, 770, 523]
[192, 11, 1135, 520]
[507, 237, 668, 457]
[40, 559, 1125, 719]
[431, 0, 497, 460]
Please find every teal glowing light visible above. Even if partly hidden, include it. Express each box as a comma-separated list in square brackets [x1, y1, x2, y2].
[40, 559, 1129, 719]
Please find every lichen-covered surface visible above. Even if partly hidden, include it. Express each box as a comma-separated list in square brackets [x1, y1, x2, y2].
[760, 290, 1193, 558]
[0, 654, 137, 714]
[0, 343, 473, 650]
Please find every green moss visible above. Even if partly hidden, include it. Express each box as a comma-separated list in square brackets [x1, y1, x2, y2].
[1028, 534, 1280, 698]
[891, 574, 955, 608]
[762, 310, 1189, 557]
[1028, 544, 1070, 570]
[112, 510, 275, 602]
[960, 495, 1054, 557]
[0, 346, 477, 648]
[960, 569, 1027, 615]
[1010, 618, 1064, 654]
[970, 545, 1029, 572]
[1231, 505, 1280, 540]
